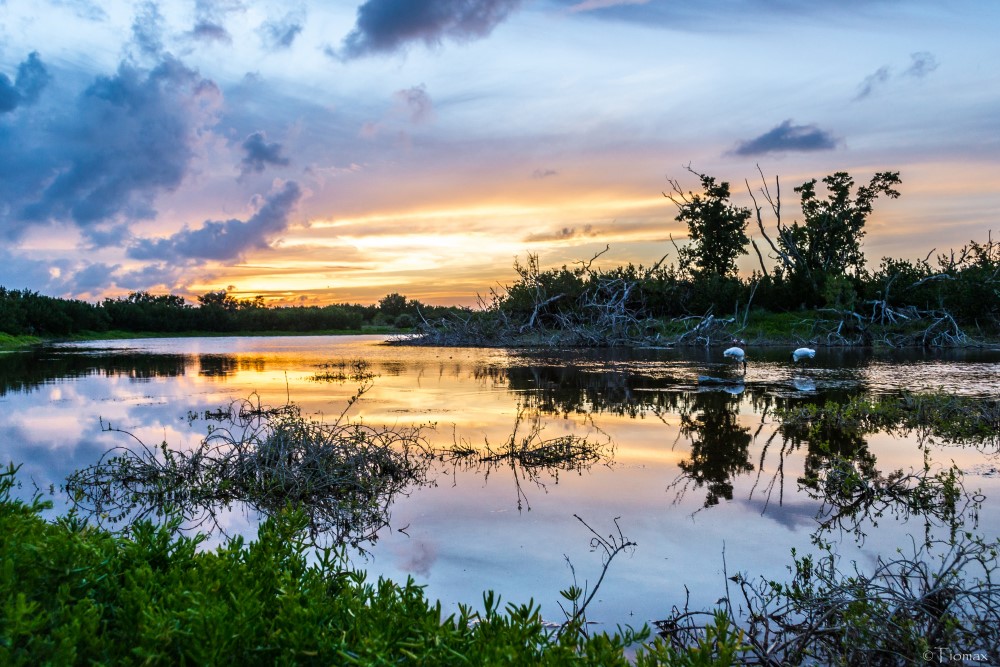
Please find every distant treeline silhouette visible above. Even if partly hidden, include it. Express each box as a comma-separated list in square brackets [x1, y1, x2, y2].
[3, 169, 997, 344]
[415, 169, 1000, 346]
[0, 288, 459, 337]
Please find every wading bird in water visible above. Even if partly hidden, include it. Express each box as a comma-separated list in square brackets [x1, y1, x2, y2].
[723, 339, 747, 374]
[791, 347, 816, 363]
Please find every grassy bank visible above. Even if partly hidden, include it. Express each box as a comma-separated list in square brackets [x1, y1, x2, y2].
[0, 326, 408, 351]
[0, 333, 43, 350]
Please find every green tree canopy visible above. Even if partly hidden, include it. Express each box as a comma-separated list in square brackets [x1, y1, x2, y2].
[667, 171, 751, 279]
[785, 171, 901, 280]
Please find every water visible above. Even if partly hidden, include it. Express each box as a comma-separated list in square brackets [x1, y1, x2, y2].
[1, 335, 998, 631]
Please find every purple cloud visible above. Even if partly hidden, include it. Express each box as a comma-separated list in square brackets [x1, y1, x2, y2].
[0, 52, 50, 113]
[337, 0, 522, 59]
[731, 120, 838, 156]
[127, 181, 302, 262]
[239, 131, 290, 177]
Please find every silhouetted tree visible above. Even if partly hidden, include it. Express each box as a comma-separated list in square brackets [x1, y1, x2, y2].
[666, 169, 751, 280]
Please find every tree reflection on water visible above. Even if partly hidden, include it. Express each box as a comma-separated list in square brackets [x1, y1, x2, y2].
[437, 404, 615, 511]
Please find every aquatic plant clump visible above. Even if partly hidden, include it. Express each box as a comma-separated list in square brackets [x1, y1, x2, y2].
[65, 394, 432, 549]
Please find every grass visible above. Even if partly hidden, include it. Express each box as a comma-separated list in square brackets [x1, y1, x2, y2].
[0, 333, 43, 350]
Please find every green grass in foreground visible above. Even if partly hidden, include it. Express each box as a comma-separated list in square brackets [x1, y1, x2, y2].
[0, 464, 739, 666]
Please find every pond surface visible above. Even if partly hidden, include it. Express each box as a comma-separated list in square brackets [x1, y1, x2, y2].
[2, 335, 999, 631]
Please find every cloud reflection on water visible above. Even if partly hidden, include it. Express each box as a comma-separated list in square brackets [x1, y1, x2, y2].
[1, 335, 998, 627]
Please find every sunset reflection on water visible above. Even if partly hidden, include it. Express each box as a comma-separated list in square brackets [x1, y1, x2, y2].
[1, 335, 997, 629]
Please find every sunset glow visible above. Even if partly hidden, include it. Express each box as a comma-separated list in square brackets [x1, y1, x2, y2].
[2, 1, 998, 304]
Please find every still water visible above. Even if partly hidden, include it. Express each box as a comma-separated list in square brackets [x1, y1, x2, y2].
[2, 335, 998, 630]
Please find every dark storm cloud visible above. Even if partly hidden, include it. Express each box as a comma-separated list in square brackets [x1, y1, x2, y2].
[1, 55, 220, 239]
[239, 131, 290, 176]
[337, 0, 523, 59]
[731, 120, 838, 156]
[0, 52, 50, 113]
[904, 51, 938, 78]
[259, 13, 305, 50]
[127, 181, 302, 262]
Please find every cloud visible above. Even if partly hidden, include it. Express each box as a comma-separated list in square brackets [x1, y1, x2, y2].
[1, 55, 221, 239]
[904, 51, 939, 78]
[359, 85, 435, 140]
[855, 65, 890, 100]
[13, 52, 51, 105]
[524, 223, 596, 242]
[0, 246, 121, 297]
[855, 51, 939, 100]
[731, 119, 838, 156]
[239, 131, 290, 177]
[568, 0, 649, 12]
[185, 0, 245, 46]
[531, 168, 557, 179]
[189, 21, 233, 44]
[114, 262, 188, 292]
[127, 181, 302, 262]
[259, 12, 305, 50]
[0, 76, 18, 113]
[0, 52, 51, 113]
[70, 262, 122, 294]
[131, 2, 165, 58]
[393, 84, 434, 123]
[0, 248, 69, 292]
[337, 0, 522, 59]
[50, 0, 108, 22]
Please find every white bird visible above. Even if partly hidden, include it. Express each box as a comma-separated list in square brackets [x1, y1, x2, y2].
[791, 347, 816, 363]
[723, 345, 747, 373]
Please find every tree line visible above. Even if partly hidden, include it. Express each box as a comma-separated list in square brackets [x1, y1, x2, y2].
[418, 167, 997, 346]
[3, 167, 997, 344]
[0, 288, 458, 337]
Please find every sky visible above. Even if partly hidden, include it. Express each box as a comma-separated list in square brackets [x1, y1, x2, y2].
[1, 0, 998, 306]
